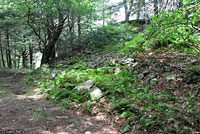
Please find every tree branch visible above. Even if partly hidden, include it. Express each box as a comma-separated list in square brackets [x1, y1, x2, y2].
[25, 1, 46, 45]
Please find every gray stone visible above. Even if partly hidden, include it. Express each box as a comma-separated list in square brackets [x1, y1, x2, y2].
[90, 87, 103, 100]
[85, 131, 92, 134]
[69, 119, 80, 128]
[74, 80, 94, 91]
[127, 66, 134, 72]
[148, 73, 156, 79]
[115, 67, 121, 74]
[56, 116, 69, 119]
[165, 75, 176, 82]
[88, 62, 96, 69]
[142, 70, 150, 75]
[190, 59, 198, 64]
[122, 58, 135, 65]
[138, 73, 144, 79]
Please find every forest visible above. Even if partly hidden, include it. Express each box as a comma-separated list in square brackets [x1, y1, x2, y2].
[0, 0, 200, 133]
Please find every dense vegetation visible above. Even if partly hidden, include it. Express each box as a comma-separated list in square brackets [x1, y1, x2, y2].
[0, 0, 200, 133]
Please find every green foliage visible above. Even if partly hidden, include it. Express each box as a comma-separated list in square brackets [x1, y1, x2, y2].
[123, 0, 200, 55]
[82, 23, 137, 48]
[120, 33, 147, 54]
[27, 59, 200, 133]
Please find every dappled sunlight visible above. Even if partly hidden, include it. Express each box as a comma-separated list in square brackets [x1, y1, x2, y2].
[15, 87, 44, 101]
[15, 94, 43, 100]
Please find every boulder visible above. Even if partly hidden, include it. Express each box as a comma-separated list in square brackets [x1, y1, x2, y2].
[138, 73, 144, 79]
[165, 75, 176, 82]
[90, 87, 103, 100]
[115, 67, 121, 74]
[85, 131, 92, 134]
[74, 80, 103, 100]
[142, 70, 150, 75]
[121, 58, 135, 65]
[148, 73, 156, 79]
[190, 59, 198, 64]
[74, 80, 94, 91]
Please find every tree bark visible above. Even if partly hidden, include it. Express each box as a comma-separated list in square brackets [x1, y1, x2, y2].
[123, 0, 134, 22]
[154, 0, 159, 15]
[22, 49, 28, 68]
[77, 13, 81, 44]
[13, 48, 17, 69]
[5, 29, 12, 69]
[29, 44, 33, 69]
[0, 31, 6, 68]
[124, 0, 129, 21]
[17, 55, 20, 69]
[41, 17, 66, 65]
[137, 0, 141, 20]
[26, 4, 67, 66]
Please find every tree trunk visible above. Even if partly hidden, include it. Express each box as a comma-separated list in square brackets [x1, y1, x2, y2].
[77, 13, 81, 44]
[124, 0, 129, 21]
[68, 14, 75, 45]
[5, 29, 12, 69]
[102, 0, 105, 26]
[154, 0, 159, 15]
[178, 0, 183, 9]
[22, 50, 28, 68]
[0, 31, 5, 68]
[41, 29, 63, 65]
[17, 55, 20, 69]
[137, 0, 141, 20]
[123, 0, 134, 22]
[29, 44, 33, 69]
[13, 48, 17, 69]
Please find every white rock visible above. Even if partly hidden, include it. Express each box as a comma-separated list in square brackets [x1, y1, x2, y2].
[90, 87, 103, 100]
[85, 131, 92, 134]
[74, 80, 94, 91]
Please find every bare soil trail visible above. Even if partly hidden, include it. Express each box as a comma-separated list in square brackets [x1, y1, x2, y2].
[0, 70, 120, 134]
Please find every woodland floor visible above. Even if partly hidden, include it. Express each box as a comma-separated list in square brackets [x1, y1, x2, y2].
[0, 71, 120, 134]
[0, 49, 200, 134]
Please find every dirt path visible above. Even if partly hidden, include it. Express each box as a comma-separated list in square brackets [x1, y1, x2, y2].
[0, 71, 120, 134]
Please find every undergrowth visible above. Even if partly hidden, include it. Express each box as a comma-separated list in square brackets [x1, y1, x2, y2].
[26, 61, 200, 133]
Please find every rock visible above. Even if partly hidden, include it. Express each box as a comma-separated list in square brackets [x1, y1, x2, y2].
[142, 70, 150, 75]
[148, 73, 156, 79]
[110, 59, 116, 66]
[69, 119, 80, 128]
[138, 73, 144, 79]
[150, 78, 158, 85]
[56, 116, 69, 119]
[69, 124, 75, 128]
[115, 67, 121, 74]
[85, 131, 92, 134]
[127, 66, 134, 72]
[190, 59, 198, 64]
[74, 80, 94, 91]
[165, 75, 176, 82]
[90, 87, 103, 100]
[121, 58, 135, 65]
[88, 62, 97, 69]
